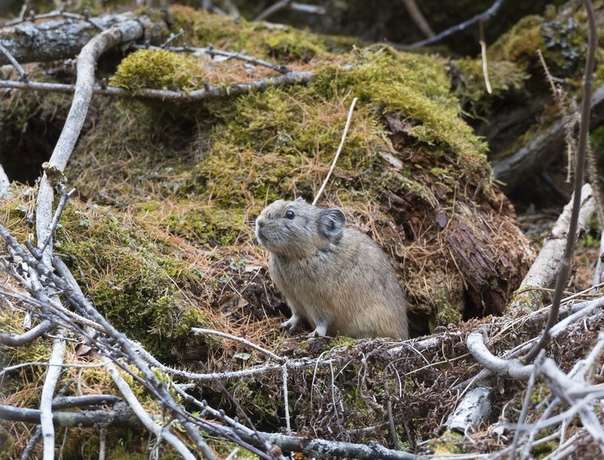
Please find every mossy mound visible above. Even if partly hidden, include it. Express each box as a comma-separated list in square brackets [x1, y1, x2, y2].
[59, 7, 534, 338]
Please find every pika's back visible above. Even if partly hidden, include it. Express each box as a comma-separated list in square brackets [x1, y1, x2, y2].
[256, 198, 408, 340]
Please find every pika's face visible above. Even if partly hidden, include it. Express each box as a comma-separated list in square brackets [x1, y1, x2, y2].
[255, 199, 346, 259]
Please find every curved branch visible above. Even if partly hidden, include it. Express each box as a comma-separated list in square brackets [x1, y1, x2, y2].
[467, 332, 533, 379]
[0, 320, 55, 346]
[39, 332, 66, 459]
[36, 18, 144, 263]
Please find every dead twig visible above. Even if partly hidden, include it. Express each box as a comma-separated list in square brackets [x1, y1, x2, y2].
[133, 43, 292, 74]
[37, 186, 76, 258]
[254, 0, 326, 22]
[0, 70, 313, 99]
[0, 320, 55, 346]
[408, 0, 508, 48]
[313, 97, 358, 205]
[401, 0, 434, 38]
[0, 43, 29, 81]
[39, 330, 66, 460]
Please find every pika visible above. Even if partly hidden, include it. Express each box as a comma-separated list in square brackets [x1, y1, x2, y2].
[255, 198, 408, 339]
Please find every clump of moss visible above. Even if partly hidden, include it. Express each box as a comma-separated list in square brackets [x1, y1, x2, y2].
[312, 46, 487, 161]
[110, 49, 202, 92]
[170, 5, 253, 50]
[263, 28, 324, 62]
[165, 204, 248, 246]
[56, 203, 210, 362]
[489, 13, 586, 78]
[452, 58, 528, 119]
[489, 15, 545, 70]
[169, 5, 348, 63]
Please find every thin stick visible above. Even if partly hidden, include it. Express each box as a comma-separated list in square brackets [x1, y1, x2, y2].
[0, 43, 29, 81]
[38, 187, 76, 256]
[409, 0, 508, 48]
[313, 97, 358, 206]
[0, 70, 312, 98]
[479, 20, 492, 94]
[40, 331, 66, 460]
[191, 327, 284, 362]
[282, 364, 291, 434]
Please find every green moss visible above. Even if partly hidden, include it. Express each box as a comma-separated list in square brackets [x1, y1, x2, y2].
[435, 302, 462, 327]
[169, 5, 342, 61]
[165, 205, 247, 246]
[312, 46, 487, 160]
[489, 13, 586, 78]
[263, 28, 324, 62]
[452, 58, 527, 119]
[56, 204, 209, 362]
[489, 16, 545, 70]
[110, 49, 202, 92]
[170, 5, 254, 50]
[429, 430, 465, 455]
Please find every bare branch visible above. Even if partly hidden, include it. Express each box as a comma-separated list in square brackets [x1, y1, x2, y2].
[0, 70, 314, 100]
[192, 327, 284, 362]
[105, 360, 202, 460]
[0, 319, 55, 346]
[0, 402, 138, 427]
[466, 332, 533, 379]
[0, 42, 28, 80]
[408, 0, 508, 48]
[313, 97, 357, 205]
[0, 12, 145, 65]
[507, 183, 595, 314]
[39, 331, 66, 460]
[36, 18, 144, 265]
[51, 394, 122, 409]
[445, 386, 492, 433]
[0, 162, 9, 198]
[37, 186, 76, 257]
[401, 0, 434, 38]
[254, 0, 326, 22]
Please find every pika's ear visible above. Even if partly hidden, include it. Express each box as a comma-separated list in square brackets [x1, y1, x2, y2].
[294, 197, 306, 203]
[319, 209, 346, 237]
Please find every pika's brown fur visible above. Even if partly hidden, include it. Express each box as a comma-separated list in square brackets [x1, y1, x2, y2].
[255, 198, 408, 339]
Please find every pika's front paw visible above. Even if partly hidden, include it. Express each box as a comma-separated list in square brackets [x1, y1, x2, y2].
[281, 316, 300, 333]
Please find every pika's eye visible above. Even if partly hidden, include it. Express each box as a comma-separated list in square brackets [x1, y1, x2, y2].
[284, 210, 295, 219]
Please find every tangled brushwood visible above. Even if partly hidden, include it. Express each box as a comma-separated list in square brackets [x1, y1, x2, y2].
[2, 0, 604, 458]
[3, 212, 604, 458]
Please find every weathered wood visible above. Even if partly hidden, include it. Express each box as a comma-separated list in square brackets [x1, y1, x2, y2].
[507, 183, 595, 314]
[0, 12, 161, 65]
[491, 84, 604, 191]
